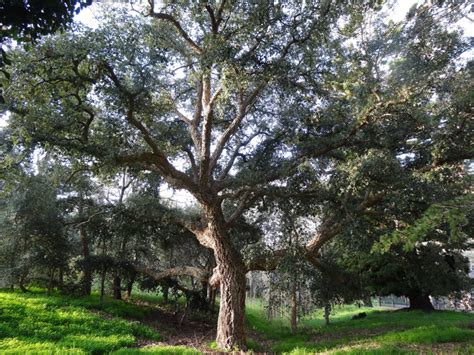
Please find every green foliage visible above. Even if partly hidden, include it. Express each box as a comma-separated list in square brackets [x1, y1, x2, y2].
[0, 173, 69, 290]
[375, 196, 472, 253]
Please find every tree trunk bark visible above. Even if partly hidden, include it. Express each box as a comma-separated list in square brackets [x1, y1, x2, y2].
[113, 274, 122, 300]
[408, 293, 434, 312]
[206, 208, 247, 351]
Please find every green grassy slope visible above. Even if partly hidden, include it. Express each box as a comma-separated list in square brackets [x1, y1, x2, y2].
[0, 290, 176, 354]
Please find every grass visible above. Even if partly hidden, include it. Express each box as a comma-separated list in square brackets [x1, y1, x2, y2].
[113, 345, 201, 354]
[1, 289, 473, 354]
[245, 298, 474, 353]
[0, 289, 160, 354]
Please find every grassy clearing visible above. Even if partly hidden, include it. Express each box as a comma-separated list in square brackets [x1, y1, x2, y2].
[245, 298, 474, 353]
[0, 289, 160, 354]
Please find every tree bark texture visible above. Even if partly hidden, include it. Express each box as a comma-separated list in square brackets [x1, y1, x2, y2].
[206, 208, 247, 351]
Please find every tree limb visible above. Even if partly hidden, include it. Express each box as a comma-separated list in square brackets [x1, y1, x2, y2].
[148, 1, 203, 54]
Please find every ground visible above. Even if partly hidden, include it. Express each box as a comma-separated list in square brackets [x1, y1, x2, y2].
[0, 289, 473, 354]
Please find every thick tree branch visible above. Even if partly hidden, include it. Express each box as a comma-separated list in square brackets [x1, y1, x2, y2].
[216, 131, 262, 182]
[99, 78, 200, 193]
[225, 191, 254, 227]
[148, 1, 203, 54]
[245, 249, 286, 272]
[209, 82, 266, 173]
[175, 219, 215, 250]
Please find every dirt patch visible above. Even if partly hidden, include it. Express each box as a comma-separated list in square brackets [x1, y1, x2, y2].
[128, 301, 217, 352]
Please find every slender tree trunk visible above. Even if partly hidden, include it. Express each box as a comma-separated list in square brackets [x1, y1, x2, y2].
[207, 285, 217, 313]
[206, 209, 247, 351]
[113, 274, 122, 300]
[162, 285, 169, 303]
[19, 272, 28, 292]
[290, 280, 297, 334]
[363, 295, 373, 307]
[126, 275, 135, 299]
[80, 226, 92, 296]
[100, 269, 106, 302]
[58, 267, 64, 292]
[324, 303, 331, 326]
[201, 281, 208, 304]
[47, 269, 55, 296]
[408, 293, 434, 312]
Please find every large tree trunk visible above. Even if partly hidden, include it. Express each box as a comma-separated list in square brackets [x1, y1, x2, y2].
[206, 208, 247, 351]
[408, 293, 434, 312]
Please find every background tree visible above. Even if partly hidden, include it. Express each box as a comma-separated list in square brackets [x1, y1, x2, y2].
[0, 173, 67, 294]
